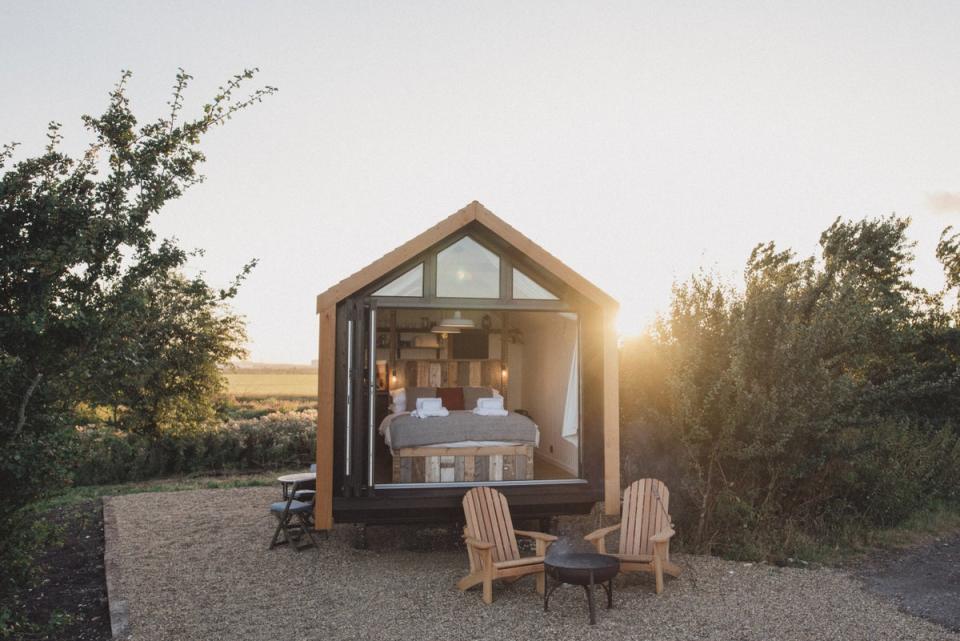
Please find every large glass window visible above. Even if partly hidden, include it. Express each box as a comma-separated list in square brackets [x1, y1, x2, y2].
[436, 237, 500, 298]
[513, 268, 558, 300]
[372, 263, 423, 297]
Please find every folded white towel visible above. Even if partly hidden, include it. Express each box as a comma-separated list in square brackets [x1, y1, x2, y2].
[415, 397, 443, 412]
[411, 408, 450, 419]
[476, 397, 504, 410]
[473, 408, 508, 417]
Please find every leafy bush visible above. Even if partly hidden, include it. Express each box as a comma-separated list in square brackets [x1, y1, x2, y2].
[621, 216, 960, 560]
[215, 396, 317, 421]
[71, 411, 316, 486]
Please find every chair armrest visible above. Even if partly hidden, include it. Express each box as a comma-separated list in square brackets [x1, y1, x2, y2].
[649, 528, 675, 544]
[464, 537, 494, 551]
[584, 523, 620, 542]
[514, 530, 558, 543]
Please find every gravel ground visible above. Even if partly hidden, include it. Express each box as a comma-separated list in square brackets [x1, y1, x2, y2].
[105, 487, 959, 641]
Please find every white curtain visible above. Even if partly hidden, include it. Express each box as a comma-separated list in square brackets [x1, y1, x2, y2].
[561, 327, 579, 446]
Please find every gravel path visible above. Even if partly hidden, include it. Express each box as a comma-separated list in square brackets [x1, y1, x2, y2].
[105, 487, 959, 641]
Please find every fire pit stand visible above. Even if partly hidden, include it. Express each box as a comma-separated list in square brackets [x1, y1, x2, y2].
[543, 553, 620, 625]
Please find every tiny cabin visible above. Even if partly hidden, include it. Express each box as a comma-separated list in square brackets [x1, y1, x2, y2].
[314, 202, 619, 529]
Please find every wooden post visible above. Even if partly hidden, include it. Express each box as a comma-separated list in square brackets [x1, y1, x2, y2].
[314, 305, 336, 530]
[602, 308, 621, 516]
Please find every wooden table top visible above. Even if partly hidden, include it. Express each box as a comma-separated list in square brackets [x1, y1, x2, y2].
[277, 472, 316, 484]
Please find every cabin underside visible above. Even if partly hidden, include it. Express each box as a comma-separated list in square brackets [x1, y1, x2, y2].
[333, 482, 601, 525]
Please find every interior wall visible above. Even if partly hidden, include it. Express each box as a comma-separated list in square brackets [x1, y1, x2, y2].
[505, 343, 523, 410]
[510, 312, 579, 474]
[378, 309, 504, 391]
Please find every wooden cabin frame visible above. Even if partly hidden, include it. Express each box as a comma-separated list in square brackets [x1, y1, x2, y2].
[314, 201, 620, 530]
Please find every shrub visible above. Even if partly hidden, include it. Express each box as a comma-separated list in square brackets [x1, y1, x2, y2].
[621, 217, 960, 560]
[71, 410, 316, 486]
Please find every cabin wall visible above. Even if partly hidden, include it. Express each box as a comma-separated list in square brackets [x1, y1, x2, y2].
[314, 305, 336, 530]
[378, 308, 505, 393]
[505, 344, 523, 409]
[602, 308, 620, 515]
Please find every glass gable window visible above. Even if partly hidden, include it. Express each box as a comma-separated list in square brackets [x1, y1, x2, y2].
[513, 268, 558, 300]
[372, 263, 423, 297]
[436, 237, 500, 298]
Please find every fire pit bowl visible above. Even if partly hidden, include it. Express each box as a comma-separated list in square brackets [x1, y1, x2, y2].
[544, 553, 620, 624]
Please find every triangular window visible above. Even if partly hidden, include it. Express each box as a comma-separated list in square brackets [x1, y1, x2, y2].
[436, 237, 500, 298]
[512, 268, 558, 300]
[373, 263, 423, 297]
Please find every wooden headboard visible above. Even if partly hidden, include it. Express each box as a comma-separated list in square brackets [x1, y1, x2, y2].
[391, 359, 503, 391]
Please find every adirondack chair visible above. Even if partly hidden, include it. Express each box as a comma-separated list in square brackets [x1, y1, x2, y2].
[458, 487, 557, 604]
[584, 478, 681, 594]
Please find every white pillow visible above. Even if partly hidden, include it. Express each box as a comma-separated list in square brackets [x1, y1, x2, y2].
[389, 387, 406, 413]
[477, 397, 504, 410]
[416, 397, 443, 411]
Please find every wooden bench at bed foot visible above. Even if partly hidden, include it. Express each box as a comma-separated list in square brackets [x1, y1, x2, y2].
[392, 445, 535, 483]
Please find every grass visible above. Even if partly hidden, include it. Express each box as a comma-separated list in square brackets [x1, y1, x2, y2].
[837, 504, 960, 558]
[35, 471, 288, 511]
[225, 373, 317, 398]
[771, 503, 960, 566]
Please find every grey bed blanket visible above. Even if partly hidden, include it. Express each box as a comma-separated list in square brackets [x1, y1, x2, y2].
[380, 410, 538, 450]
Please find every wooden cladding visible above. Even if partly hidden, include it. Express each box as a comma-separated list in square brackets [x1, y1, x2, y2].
[392, 359, 503, 390]
[392, 445, 534, 483]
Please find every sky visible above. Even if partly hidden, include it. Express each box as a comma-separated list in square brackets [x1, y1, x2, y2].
[2, 1, 959, 363]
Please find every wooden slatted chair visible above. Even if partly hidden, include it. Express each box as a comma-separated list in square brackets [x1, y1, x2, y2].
[584, 478, 681, 594]
[458, 487, 557, 604]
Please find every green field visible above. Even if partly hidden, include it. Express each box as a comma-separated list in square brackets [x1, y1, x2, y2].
[225, 372, 318, 398]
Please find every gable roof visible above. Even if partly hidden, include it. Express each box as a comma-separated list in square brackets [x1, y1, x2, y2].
[315, 201, 619, 312]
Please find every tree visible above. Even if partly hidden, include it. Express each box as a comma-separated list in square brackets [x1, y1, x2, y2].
[0, 69, 275, 618]
[86, 264, 254, 435]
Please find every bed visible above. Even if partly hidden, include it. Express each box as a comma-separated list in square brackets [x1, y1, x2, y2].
[380, 386, 538, 483]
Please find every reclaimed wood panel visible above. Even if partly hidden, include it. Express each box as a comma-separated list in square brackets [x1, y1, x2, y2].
[490, 455, 503, 480]
[475, 456, 489, 481]
[429, 363, 442, 386]
[440, 455, 455, 482]
[391, 359, 503, 389]
[502, 455, 514, 481]
[390, 445, 533, 483]
[426, 456, 440, 482]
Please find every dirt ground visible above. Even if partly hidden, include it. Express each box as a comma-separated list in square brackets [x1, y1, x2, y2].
[858, 532, 960, 632]
[17, 500, 111, 641]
